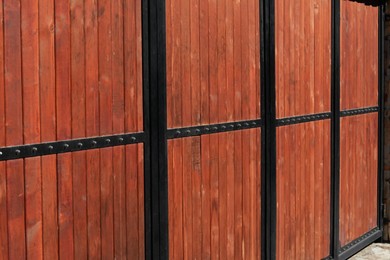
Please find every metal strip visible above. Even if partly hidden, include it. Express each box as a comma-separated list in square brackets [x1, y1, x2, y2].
[264, 0, 277, 258]
[276, 112, 331, 127]
[339, 106, 379, 117]
[0, 132, 144, 161]
[147, 0, 169, 258]
[260, 0, 267, 258]
[331, 0, 341, 258]
[338, 228, 382, 260]
[141, 0, 152, 258]
[166, 119, 262, 139]
[378, 3, 385, 238]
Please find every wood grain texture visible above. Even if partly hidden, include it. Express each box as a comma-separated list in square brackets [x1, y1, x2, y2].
[0, 144, 144, 259]
[0, 0, 142, 148]
[275, 0, 331, 118]
[0, 2, 143, 258]
[166, 0, 261, 128]
[340, 0, 378, 110]
[168, 129, 261, 260]
[339, 114, 378, 247]
[0, 2, 7, 258]
[276, 120, 331, 260]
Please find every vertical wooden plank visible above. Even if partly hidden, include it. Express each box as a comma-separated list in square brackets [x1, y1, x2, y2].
[356, 5, 365, 240]
[207, 0, 219, 256]
[70, 0, 87, 258]
[248, 0, 257, 254]
[39, 0, 58, 257]
[24, 161, 43, 260]
[226, 131, 235, 260]
[233, 0, 243, 255]
[137, 145, 145, 258]
[256, 129, 261, 260]
[173, 139, 184, 259]
[183, 138, 193, 260]
[124, 0, 142, 133]
[111, 0, 126, 257]
[166, 0, 173, 128]
[217, 0, 227, 257]
[98, 0, 114, 257]
[86, 149, 101, 259]
[55, 0, 74, 257]
[181, 0, 192, 256]
[226, 0, 235, 258]
[126, 145, 139, 258]
[85, 0, 101, 257]
[170, 0, 182, 128]
[190, 0, 202, 257]
[201, 134, 211, 259]
[21, 0, 42, 258]
[0, 1, 7, 258]
[197, 3, 206, 258]
[4, 0, 25, 258]
[6, 160, 25, 259]
[134, 0, 143, 132]
[168, 142, 174, 259]
[323, 120, 331, 257]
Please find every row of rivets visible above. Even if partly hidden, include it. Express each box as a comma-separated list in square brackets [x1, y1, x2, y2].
[278, 113, 331, 126]
[341, 107, 378, 116]
[0, 135, 140, 159]
[339, 228, 379, 253]
[172, 121, 260, 138]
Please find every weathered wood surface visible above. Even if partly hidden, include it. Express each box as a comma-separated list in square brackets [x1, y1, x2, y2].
[168, 129, 261, 260]
[340, 0, 378, 110]
[0, 145, 144, 260]
[340, 114, 378, 247]
[276, 120, 331, 260]
[166, 0, 261, 128]
[275, 0, 331, 118]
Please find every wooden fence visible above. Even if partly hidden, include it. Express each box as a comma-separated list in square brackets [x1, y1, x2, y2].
[0, 0, 384, 259]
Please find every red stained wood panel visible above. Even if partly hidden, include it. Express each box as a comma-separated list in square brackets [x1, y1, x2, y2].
[0, 144, 144, 259]
[166, 0, 261, 128]
[275, 0, 331, 118]
[340, 1, 378, 110]
[0, 0, 142, 148]
[339, 114, 378, 247]
[276, 120, 331, 260]
[168, 129, 261, 260]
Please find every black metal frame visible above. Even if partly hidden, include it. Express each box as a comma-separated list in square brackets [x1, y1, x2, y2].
[331, 0, 341, 258]
[0, 0, 384, 259]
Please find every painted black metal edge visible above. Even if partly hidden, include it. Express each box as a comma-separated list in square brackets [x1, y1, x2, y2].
[166, 119, 262, 139]
[322, 256, 334, 260]
[339, 106, 379, 117]
[264, 0, 277, 259]
[338, 228, 382, 260]
[147, 0, 169, 258]
[276, 112, 331, 127]
[141, 0, 152, 258]
[330, 0, 341, 259]
[0, 132, 144, 161]
[259, 0, 267, 258]
[378, 3, 385, 238]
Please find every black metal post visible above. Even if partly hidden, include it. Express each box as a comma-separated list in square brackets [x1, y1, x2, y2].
[145, 0, 168, 259]
[263, 0, 277, 259]
[331, 0, 341, 258]
[378, 2, 385, 237]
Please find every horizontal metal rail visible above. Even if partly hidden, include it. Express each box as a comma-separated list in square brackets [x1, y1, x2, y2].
[166, 119, 262, 139]
[0, 132, 145, 161]
[340, 106, 379, 117]
[338, 227, 382, 260]
[276, 112, 331, 127]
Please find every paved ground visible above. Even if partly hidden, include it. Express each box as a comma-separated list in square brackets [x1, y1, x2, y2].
[349, 243, 390, 259]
